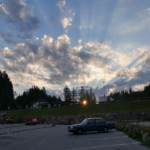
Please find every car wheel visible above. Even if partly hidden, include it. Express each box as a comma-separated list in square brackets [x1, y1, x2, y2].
[77, 129, 83, 135]
[73, 131, 77, 135]
[98, 130, 101, 133]
[103, 127, 108, 133]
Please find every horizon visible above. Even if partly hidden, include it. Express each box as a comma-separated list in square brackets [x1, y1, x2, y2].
[0, 0, 150, 100]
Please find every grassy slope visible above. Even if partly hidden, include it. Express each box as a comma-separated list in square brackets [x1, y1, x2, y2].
[7, 99, 150, 118]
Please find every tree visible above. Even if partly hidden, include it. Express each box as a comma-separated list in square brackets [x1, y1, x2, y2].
[144, 83, 150, 97]
[79, 86, 86, 102]
[107, 83, 150, 101]
[0, 71, 14, 110]
[89, 88, 96, 104]
[63, 86, 71, 102]
[15, 86, 58, 108]
[71, 88, 77, 102]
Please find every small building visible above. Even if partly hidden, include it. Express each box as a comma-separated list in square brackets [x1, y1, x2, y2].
[32, 99, 50, 109]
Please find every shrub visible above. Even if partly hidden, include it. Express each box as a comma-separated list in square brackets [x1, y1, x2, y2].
[116, 122, 150, 148]
[14, 116, 23, 123]
[0, 118, 5, 124]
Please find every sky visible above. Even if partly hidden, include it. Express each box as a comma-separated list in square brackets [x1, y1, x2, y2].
[0, 0, 150, 101]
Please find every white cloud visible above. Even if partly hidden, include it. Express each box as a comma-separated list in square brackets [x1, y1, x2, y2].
[57, 0, 66, 12]
[61, 17, 72, 28]
[1, 32, 150, 97]
[57, 0, 75, 30]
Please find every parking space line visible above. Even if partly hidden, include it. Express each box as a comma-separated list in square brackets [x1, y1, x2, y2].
[72, 142, 140, 150]
[69, 136, 128, 143]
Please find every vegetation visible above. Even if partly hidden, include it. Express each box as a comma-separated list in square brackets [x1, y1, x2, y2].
[63, 86, 96, 104]
[116, 122, 150, 148]
[15, 86, 61, 109]
[5, 99, 150, 118]
[1, 70, 150, 111]
[0, 71, 14, 110]
[108, 84, 150, 101]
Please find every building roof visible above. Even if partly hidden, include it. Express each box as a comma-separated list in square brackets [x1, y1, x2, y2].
[35, 99, 48, 103]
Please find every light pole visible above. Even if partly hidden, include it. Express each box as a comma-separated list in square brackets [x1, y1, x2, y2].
[103, 81, 105, 101]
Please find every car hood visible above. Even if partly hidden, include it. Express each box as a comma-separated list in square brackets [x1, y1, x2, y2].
[69, 124, 83, 128]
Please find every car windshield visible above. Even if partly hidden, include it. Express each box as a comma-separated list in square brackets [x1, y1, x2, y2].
[81, 119, 88, 124]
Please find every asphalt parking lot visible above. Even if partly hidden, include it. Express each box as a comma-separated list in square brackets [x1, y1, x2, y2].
[0, 125, 149, 150]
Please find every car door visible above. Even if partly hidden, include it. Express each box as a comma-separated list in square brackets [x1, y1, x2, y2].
[95, 119, 104, 131]
[84, 119, 96, 131]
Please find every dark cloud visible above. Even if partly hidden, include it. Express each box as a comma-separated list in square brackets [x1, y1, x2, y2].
[1, 34, 108, 85]
[40, 44, 86, 84]
[93, 65, 150, 98]
[102, 69, 150, 96]
[78, 51, 110, 67]
[2, 33, 150, 98]
[132, 70, 150, 85]
[0, 0, 40, 42]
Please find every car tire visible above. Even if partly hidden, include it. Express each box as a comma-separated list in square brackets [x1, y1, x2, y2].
[103, 127, 109, 133]
[98, 130, 101, 133]
[73, 131, 77, 135]
[77, 129, 83, 135]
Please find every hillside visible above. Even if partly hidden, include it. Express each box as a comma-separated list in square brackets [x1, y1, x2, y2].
[6, 99, 150, 118]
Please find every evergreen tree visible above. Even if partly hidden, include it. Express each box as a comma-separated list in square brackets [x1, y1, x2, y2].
[89, 88, 96, 104]
[79, 86, 86, 102]
[144, 83, 150, 97]
[15, 86, 58, 108]
[63, 86, 71, 102]
[0, 71, 14, 110]
[71, 88, 77, 102]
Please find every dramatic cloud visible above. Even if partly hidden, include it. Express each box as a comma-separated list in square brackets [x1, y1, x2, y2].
[1, 31, 150, 99]
[0, 34, 112, 90]
[0, 0, 40, 42]
[0, 0, 150, 99]
[91, 47, 150, 98]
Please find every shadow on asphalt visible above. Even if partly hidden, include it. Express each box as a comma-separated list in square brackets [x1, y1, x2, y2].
[68, 130, 116, 136]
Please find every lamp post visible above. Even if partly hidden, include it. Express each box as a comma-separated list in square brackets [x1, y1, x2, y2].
[103, 81, 105, 101]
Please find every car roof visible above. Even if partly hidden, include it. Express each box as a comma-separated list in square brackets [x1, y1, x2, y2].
[87, 117, 103, 120]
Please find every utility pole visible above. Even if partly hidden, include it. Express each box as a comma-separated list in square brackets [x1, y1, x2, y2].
[103, 81, 105, 101]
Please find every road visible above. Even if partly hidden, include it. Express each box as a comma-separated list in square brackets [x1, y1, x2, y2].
[0, 125, 149, 150]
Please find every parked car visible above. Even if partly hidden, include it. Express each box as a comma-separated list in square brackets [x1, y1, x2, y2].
[68, 118, 115, 134]
[24, 117, 46, 125]
[5, 118, 14, 124]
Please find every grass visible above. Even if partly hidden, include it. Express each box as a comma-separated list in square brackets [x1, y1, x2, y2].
[5, 99, 150, 118]
[116, 122, 150, 148]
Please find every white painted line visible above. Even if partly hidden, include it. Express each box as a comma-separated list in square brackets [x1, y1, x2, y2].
[69, 136, 128, 143]
[72, 142, 140, 150]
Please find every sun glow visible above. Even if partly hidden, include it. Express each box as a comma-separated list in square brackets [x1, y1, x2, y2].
[82, 100, 87, 106]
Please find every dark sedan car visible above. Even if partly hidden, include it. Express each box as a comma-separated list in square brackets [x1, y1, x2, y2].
[68, 118, 115, 134]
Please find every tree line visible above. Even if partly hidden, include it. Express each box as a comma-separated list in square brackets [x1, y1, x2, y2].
[108, 84, 150, 101]
[14, 86, 61, 109]
[0, 70, 61, 110]
[1, 70, 150, 110]
[0, 70, 97, 110]
[63, 86, 96, 104]
[0, 71, 14, 110]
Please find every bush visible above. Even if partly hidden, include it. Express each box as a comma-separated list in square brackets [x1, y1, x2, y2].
[127, 130, 142, 140]
[116, 122, 150, 148]
[14, 116, 23, 123]
[0, 118, 5, 124]
[142, 141, 150, 148]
